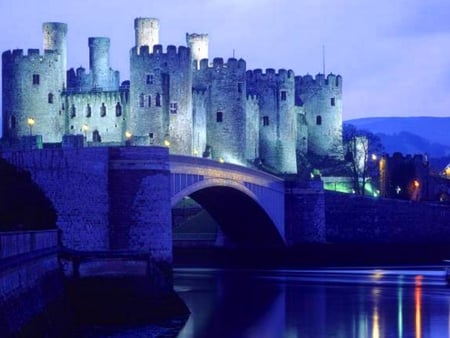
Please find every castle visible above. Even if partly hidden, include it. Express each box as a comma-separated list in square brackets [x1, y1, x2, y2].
[2, 18, 343, 174]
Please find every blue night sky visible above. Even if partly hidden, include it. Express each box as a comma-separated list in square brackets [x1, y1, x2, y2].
[1, 0, 450, 126]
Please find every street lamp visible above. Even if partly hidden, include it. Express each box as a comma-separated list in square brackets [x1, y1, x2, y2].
[27, 117, 35, 136]
[82, 124, 89, 140]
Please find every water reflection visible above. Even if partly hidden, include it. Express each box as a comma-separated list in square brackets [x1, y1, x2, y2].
[174, 268, 450, 338]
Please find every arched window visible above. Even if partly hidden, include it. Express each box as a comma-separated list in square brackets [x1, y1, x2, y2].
[86, 104, 92, 117]
[155, 93, 161, 107]
[139, 93, 145, 107]
[92, 130, 101, 143]
[100, 103, 106, 117]
[48, 93, 54, 104]
[115, 102, 122, 117]
[316, 115, 322, 125]
[70, 104, 76, 118]
[148, 95, 152, 107]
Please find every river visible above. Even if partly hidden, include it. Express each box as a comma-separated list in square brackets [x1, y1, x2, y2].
[85, 266, 450, 337]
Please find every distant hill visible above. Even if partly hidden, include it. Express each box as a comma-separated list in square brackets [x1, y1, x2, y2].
[345, 117, 450, 158]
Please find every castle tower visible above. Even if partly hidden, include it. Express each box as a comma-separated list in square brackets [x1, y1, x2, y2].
[296, 73, 343, 158]
[2, 23, 67, 143]
[186, 33, 208, 69]
[88, 37, 116, 90]
[43, 22, 68, 79]
[246, 69, 298, 174]
[193, 58, 248, 164]
[129, 44, 192, 154]
[134, 18, 159, 53]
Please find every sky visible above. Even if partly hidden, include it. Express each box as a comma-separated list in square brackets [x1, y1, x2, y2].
[1, 0, 450, 127]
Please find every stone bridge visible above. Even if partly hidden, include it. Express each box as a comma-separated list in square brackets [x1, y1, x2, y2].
[1, 146, 325, 264]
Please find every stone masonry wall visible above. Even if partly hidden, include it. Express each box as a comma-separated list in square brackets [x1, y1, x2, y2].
[0, 230, 63, 336]
[2, 148, 110, 250]
[325, 191, 450, 243]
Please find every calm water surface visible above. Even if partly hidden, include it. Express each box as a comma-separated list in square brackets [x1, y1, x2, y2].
[87, 267, 450, 337]
[174, 267, 450, 338]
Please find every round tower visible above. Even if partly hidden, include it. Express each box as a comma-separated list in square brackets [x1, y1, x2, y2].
[134, 18, 159, 53]
[42, 22, 67, 76]
[296, 73, 343, 158]
[186, 33, 209, 68]
[89, 37, 110, 89]
[246, 69, 297, 174]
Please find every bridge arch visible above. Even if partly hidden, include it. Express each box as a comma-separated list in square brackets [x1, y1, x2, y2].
[170, 156, 286, 248]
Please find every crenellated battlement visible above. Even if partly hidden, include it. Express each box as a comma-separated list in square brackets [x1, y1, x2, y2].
[295, 73, 342, 89]
[132, 44, 190, 60]
[3, 48, 58, 60]
[196, 57, 246, 72]
[246, 68, 295, 82]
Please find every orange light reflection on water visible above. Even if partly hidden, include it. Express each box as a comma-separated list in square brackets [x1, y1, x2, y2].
[415, 275, 423, 338]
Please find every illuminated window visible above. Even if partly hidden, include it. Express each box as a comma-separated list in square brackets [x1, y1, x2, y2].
[32, 74, 40, 85]
[146, 74, 154, 84]
[48, 93, 54, 104]
[331, 97, 335, 106]
[156, 93, 161, 107]
[139, 93, 145, 107]
[170, 102, 178, 114]
[148, 95, 152, 107]
[70, 104, 76, 118]
[263, 116, 269, 126]
[216, 111, 223, 122]
[316, 115, 322, 125]
[115, 102, 122, 117]
[281, 91, 287, 101]
[86, 104, 92, 117]
[100, 103, 106, 117]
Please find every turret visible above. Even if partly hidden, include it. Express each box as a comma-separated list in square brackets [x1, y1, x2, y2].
[134, 18, 159, 53]
[89, 37, 111, 90]
[296, 73, 343, 158]
[186, 33, 209, 69]
[43, 22, 67, 71]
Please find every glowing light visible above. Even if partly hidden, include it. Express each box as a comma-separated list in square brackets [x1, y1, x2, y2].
[218, 157, 224, 163]
[193, 149, 199, 156]
[164, 139, 170, 147]
[125, 131, 132, 139]
[371, 154, 377, 161]
[27, 117, 35, 135]
[372, 270, 384, 281]
[82, 124, 89, 132]
[372, 306, 380, 338]
[413, 180, 420, 188]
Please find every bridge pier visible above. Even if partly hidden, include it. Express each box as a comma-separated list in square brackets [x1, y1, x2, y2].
[285, 178, 326, 245]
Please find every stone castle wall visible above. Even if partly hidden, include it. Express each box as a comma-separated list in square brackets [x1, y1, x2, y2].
[325, 191, 450, 243]
[2, 18, 345, 175]
[129, 45, 192, 154]
[0, 230, 65, 336]
[194, 58, 248, 164]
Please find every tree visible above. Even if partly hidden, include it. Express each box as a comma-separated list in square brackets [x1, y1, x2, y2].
[343, 124, 385, 196]
[0, 158, 57, 231]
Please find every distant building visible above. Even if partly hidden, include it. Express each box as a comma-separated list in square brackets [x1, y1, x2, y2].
[379, 152, 450, 202]
[2, 18, 344, 174]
